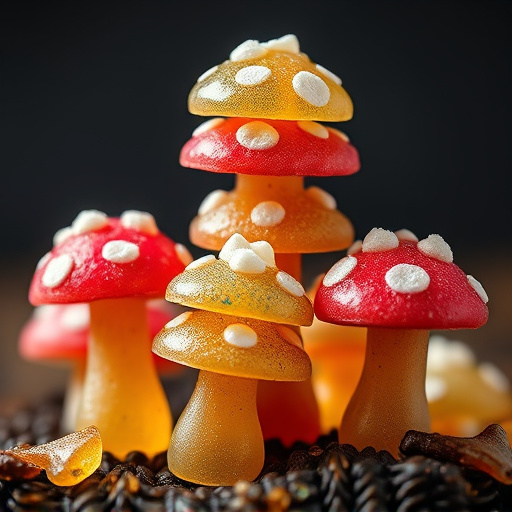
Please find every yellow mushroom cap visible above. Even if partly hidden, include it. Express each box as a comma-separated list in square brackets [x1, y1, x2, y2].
[152, 310, 311, 382]
[188, 35, 353, 122]
[166, 234, 314, 326]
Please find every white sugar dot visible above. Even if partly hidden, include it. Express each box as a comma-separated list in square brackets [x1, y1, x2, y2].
[249, 241, 276, 267]
[197, 65, 218, 83]
[297, 121, 329, 139]
[42, 254, 74, 288]
[61, 304, 90, 330]
[427, 336, 475, 370]
[467, 275, 488, 303]
[315, 64, 342, 85]
[329, 128, 350, 142]
[71, 210, 108, 235]
[102, 240, 140, 263]
[362, 228, 399, 252]
[385, 264, 430, 294]
[229, 40, 267, 62]
[347, 240, 362, 256]
[33, 304, 55, 319]
[478, 363, 510, 392]
[276, 271, 305, 297]
[197, 81, 233, 101]
[53, 227, 73, 246]
[306, 186, 337, 210]
[323, 256, 357, 287]
[229, 248, 267, 274]
[277, 325, 303, 348]
[120, 210, 158, 235]
[425, 376, 447, 402]
[236, 121, 279, 150]
[261, 34, 300, 54]
[219, 233, 251, 262]
[292, 71, 330, 107]
[223, 324, 258, 348]
[395, 229, 418, 242]
[235, 65, 272, 86]
[36, 252, 51, 269]
[186, 254, 216, 270]
[192, 118, 225, 137]
[250, 201, 285, 227]
[165, 311, 192, 328]
[198, 189, 228, 215]
[175, 244, 193, 266]
[417, 234, 453, 263]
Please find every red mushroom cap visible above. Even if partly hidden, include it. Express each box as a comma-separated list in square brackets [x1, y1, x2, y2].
[314, 228, 489, 330]
[29, 210, 191, 305]
[180, 117, 360, 177]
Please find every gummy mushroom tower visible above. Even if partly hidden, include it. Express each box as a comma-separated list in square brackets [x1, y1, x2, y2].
[181, 34, 360, 444]
[314, 228, 490, 457]
[28, 209, 191, 458]
[153, 234, 313, 485]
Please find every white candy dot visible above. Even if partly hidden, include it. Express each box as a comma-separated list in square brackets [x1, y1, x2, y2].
[395, 229, 418, 242]
[362, 228, 399, 252]
[249, 241, 276, 267]
[329, 128, 350, 142]
[42, 254, 74, 288]
[61, 304, 90, 330]
[385, 264, 430, 294]
[71, 210, 108, 235]
[230, 40, 267, 62]
[197, 65, 218, 83]
[192, 118, 225, 137]
[197, 81, 233, 101]
[236, 121, 279, 150]
[235, 65, 272, 86]
[478, 363, 510, 392]
[315, 64, 342, 85]
[175, 244, 193, 266]
[36, 252, 51, 269]
[425, 376, 447, 402]
[276, 271, 305, 297]
[467, 275, 489, 303]
[223, 324, 258, 348]
[427, 336, 475, 370]
[198, 189, 228, 215]
[277, 326, 303, 348]
[292, 71, 330, 107]
[297, 121, 329, 139]
[186, 254, 216, 270]
[323, 256, 357, 287]
[165, 311, 192, 328]
[219, 233, 251, 262]
[53, 227, 73, 246]
[417, 234, 453, 263]
[229, 248, 267, 274]
[120, 210, 158, 235]
[306, 186, 336, 210]
[250, 201, 285, 227]
[347, 240, 362, 255]
[102, 240, 140, 263]
[261, 34, 300, 54]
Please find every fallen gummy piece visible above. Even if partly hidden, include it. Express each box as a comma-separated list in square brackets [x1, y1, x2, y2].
[0, 448, 42, 481]
[4, 425, 102, 486]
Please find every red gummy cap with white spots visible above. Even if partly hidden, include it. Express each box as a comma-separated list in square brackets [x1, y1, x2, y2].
[314, 228, 489, 330]
[180, 117, 360, 177]
[29, 210, 192, 305]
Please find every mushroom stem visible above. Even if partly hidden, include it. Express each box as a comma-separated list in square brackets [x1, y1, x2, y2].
[236, 174, 304, 198]
[339, 327, 430, 457]
[61, 359, 86, 434]
[76, 297, 171, 458]
[168, 370, 263, 486]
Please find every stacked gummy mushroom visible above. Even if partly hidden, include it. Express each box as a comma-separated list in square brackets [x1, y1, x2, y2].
[180, 34, 360, 445]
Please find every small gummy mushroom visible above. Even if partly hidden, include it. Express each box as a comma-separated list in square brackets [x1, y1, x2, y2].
[314, 228, 489, 457]
[189, 34, 353, 121]
[29, 209, 191, 458]
[153, 234, 313, 485]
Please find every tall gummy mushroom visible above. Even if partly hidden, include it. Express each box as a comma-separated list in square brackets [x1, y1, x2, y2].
[314, 228, 489, 457]
[153, 234, 313, 485]
[28, 209, 192, 457]
[181, 34, 360, 444]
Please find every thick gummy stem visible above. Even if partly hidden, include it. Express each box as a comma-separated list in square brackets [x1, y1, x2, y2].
[339, 327, 431, 457]
[235, 174, 304, 198]
[76, 298, 171, 458]
[168, 371, 263, 486]
[61, 359, 85, 434]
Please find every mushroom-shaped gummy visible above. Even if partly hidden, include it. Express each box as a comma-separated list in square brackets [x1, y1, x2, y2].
[314, 228, 489, 456]
[29, 210, 191, 458]
[153, 235, 313, 485]
[188, 34, 353, 121]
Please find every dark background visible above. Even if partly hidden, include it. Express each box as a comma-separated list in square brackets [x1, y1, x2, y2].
[1, 0, 511, 401]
